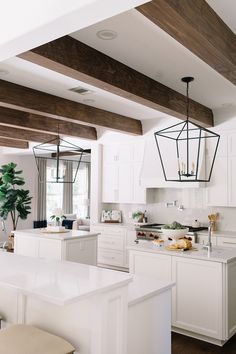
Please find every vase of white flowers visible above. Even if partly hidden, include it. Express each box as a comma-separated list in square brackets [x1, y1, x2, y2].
[50, 208, 66, 227]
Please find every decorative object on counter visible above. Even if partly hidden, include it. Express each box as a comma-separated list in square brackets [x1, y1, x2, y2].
[208, 213, 219, 231]
[192, 219, 200, 228]
[132, 211, 144, 223]
[50, 208, 66, 226]
[42, 227, 69, 233]
[0, 163, 32, 251]
[33, 126, 88, 183]
[101, 210, 122, 223]
[161, 221, 189, 240]
[154, 77, 220, 182]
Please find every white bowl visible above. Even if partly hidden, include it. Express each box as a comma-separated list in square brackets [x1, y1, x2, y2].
[161, 228, 189, 240]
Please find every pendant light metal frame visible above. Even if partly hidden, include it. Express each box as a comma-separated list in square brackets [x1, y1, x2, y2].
[33, 135, 84, 184]
[154, 77, 220, 182]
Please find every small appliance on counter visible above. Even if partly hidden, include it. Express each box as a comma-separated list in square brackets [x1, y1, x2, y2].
[101, 210, 122, 223]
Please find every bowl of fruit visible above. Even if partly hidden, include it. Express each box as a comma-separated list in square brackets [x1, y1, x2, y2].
[161, 221, 189, 241]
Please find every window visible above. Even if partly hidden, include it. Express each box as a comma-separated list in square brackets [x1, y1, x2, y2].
[46, 167, 63, 219]
[46, 162, 90, 219]
[73, 163, 90, 218]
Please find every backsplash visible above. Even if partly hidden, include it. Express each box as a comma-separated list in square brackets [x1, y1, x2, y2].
[102, 188, 236, 231]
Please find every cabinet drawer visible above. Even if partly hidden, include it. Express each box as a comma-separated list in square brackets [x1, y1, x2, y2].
[98, 235, 124, 251]
[102, 227, 125, 236]
[217, 237, 236, 248]
[98, 249, 124, 267]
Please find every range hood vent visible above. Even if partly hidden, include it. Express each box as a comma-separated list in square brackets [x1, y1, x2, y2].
[69, 86, 93, 95]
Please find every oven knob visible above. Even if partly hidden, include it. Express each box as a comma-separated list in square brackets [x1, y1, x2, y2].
[149, 233, 154, 237]
[137, 232, 142, 236]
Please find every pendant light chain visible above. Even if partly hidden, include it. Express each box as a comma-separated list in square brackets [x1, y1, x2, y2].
[186, 80, 190, 175]
[186, 80, 190, 121]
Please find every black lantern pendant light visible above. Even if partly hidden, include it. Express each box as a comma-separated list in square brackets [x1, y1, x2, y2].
[154, 77, 220, 182]
[33, 133, 84, 183]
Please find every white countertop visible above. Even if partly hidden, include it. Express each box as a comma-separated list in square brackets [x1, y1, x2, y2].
[14, 228, 99, 241]
[0, 252, 132, 305]
[128, 242, 236, 263]
[128, 275, 174, 306]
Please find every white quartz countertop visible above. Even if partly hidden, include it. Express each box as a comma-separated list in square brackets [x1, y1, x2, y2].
[128, 242, 236, 263]
[0, 253, 132, 305]
[128, 275, 174, 306]
[14, 228, 99, 241]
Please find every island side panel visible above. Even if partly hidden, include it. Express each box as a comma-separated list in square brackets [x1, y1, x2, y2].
[14, 233, 63, 260]
[227, 260, 236, 338]
[0, 284, 129, 354]
[128, 289, 172, 354]
[171, 256, 223, 340]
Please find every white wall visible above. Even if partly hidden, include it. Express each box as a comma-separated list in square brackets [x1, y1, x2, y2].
[0, 152, 37, 240]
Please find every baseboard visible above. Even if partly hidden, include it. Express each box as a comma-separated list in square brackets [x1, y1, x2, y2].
[172, 327, 226, 347]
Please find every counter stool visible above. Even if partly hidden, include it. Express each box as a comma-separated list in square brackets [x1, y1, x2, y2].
[0, 324, 75, 354]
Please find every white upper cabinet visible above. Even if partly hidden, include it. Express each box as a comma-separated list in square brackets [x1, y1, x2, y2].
[207, 131, 236, 207]
[102, 141, 146, 204]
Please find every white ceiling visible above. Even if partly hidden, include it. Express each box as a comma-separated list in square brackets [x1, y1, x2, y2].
[206, 0, 236, 34]
[71, 9, 236, 111]
[0, 0, 148, 61]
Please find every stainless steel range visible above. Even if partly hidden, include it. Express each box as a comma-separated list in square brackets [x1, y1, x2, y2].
[135, 223, 208, 243]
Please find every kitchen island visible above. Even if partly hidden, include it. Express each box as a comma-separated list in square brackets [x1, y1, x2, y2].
[128, 242, 236, 346]
[0, 252, 174, 354]
[14, 229, 98, 265]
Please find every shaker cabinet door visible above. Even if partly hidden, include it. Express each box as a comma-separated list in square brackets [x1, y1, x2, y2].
[207, 156, 228, 206]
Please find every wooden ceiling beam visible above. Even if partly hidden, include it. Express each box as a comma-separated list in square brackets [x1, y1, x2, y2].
[0, 106, 97, 140]
[18, 35, 213, 127]
[137, 0, 236, 85]
[0, 137, 29, 149]
[0, 80, 142, 135]
[0, 124, 58, 143]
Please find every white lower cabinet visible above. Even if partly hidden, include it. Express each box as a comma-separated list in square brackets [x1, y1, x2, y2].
[14, 234, 97, 265]
[125, 230, 137, 268]
[129, 249, 236, 344]
[217, 237, 236, 248]
[98, 248, 124, 267]
[91, 225, 130, 269]
[129, 251, 172, 281]
[171, 256, 223, 339]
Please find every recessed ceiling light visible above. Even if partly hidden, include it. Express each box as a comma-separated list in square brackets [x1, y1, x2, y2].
[0, 69, 9, 75]
[83, 99, 95, 104]
[96, 30, 117, 40]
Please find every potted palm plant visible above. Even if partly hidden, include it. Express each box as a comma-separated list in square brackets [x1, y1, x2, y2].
[0, 163, 32, 236]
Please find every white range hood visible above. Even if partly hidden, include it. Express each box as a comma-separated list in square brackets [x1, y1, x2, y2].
[140, 136, 205, 189]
